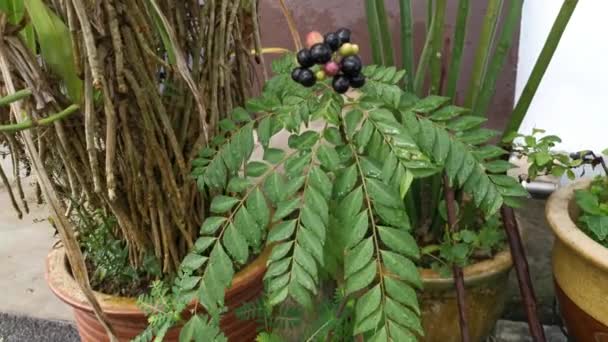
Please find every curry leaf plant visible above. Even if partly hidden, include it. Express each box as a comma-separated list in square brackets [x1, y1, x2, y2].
[138, 54, 526, 341]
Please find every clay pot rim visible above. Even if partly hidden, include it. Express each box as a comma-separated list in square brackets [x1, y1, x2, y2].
[419, 248, 512, 289]
[546, 178, 608, 272]
[46, 245, 271, 317]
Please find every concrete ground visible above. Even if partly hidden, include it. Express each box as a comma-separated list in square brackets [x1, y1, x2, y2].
[0, 155, 567, 341]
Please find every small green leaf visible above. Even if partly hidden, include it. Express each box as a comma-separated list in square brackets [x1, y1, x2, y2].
[246, 161, 268, 177]
[294, 245, 318, 281]
[356, 120, 374, 148]
[345, 237, 374, 279]
[366, 178, 402, 209]
[263, 148, 285, 164]
[268, 241, 294, 262]
[227, 177, 250, 193]
[297, 227, 324, 264]
[274, 198, 301, 222]
[581, 216, 608, 241]
[385, 297, 423, 335]
[378, 226, 419, 259]
[308, 166, 333, 200]
[354, 284, 382, 329]
[384, 277, 419, 314]
[288, 131, 319, 150]
[448, 116, 487, 131]
[575, 190, 602, 215]
[223, 223, 249, 264]
[345, 259, 377, 295]
[181, 253, 207, 270]
[267, 220, 297, 243]
[484, 160, 516, 173]
[264, 173, 285, 204]
[381, 250, 421, 289]
[345, 109, 364, 138]
[317, 145, 341, 171]
[194, 237, 217, 253]
[412, 95, 450, 113]
[210, 196, 239, 214]
[534, 151, 553, 166]
[429, 105, 469, 121]
[201, 217, 227, 235]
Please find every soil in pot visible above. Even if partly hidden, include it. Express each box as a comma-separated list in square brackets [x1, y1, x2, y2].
[418, 249, 513, 342]
[46, 246, 270, 342]
[546, 178, 608, 342]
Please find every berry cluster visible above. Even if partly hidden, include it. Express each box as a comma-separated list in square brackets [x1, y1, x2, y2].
[291, 28, 365, 94]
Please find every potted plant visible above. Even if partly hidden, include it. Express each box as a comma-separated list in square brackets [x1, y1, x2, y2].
[546, 152, 608, 341]
[358, 1, 579, 340]
[0, 0, 268, 340]
[138, 23, 533, 340]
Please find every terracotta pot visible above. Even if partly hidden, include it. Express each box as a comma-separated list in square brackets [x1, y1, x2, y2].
[46, 246, 271, 342]
[546, 178, 608, 342]
[418, 249, 513, 342]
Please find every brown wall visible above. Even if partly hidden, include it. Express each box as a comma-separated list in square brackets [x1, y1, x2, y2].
[259, 0, 520, 131]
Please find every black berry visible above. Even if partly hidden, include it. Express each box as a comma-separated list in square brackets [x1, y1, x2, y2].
[349, 73, 366, 88]
[341, 55, 362, 76]
[291, 68, 304, 82]
[310, 43, 332, 64]
[324, 32, 341, 51]
[336, 28, 351, 44]
[332, 75, 350, 94]
[297, 49, 314, 68]
[298, 68, 316, 87]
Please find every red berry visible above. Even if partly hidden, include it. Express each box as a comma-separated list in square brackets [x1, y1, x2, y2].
[324, 61, 340, 76]
[306, 31, 324, 48]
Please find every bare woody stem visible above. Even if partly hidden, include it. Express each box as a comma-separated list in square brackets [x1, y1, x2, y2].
[442, 174, 470, 342]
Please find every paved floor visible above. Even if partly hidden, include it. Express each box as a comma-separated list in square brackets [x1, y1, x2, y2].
[0, 165, 73, 322]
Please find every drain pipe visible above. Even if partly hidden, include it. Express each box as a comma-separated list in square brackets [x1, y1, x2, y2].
[523, 181, 558, 199]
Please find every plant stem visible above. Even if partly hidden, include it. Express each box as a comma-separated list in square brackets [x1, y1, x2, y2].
[398, 0, 414, 91]
[429, 0, 447, 95]
[473, 0, 523, 117]
[501, 206, 546, 341]
[364, 0, 385, 65]
[413, 1, 442, 96]
[464, 0, 502, 108]
[0, 105, 80, 133]
[504, 0, 579, 138]
[445, 0, 470, 99]
[427, 0, 434, 31]
[375, 0, 394, 66]
[442, 174, 470, 342]
[0, 88, 31, 107]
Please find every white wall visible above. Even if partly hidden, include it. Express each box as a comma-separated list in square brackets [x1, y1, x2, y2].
[516, 1, 608, 154]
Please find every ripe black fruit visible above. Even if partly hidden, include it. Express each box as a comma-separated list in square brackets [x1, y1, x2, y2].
[297, 49, 314, 68]
[291, 68, 304, 82]
[332, 75, 350, 94]
[298, 69, 316, 87]
[310, 43, 332, 64]
[349, 73, 366, 88]
[336, 28, 351, 44]
[341, 55, 362, 76]
[324, 32, 341, 51]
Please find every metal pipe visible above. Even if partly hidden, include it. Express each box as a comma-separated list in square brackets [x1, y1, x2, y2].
[523, 181, 558, 199]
